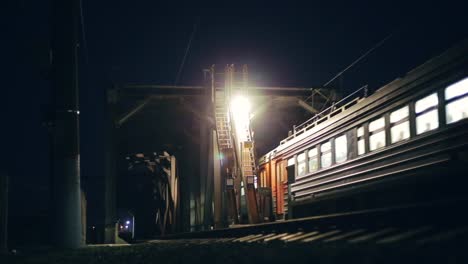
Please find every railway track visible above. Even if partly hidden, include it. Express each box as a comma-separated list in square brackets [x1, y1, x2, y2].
[150, 199, 468, 246]
[5, 200, 467, 264]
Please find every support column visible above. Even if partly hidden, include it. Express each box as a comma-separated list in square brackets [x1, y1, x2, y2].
[203, 127, 214, 229]
[187, 135, 198, 231]
[188, 118, 201, 231]
[199, 118, 207, 230]
[0, 172, 8, 253]
[50, 0, 82, 248]
[103, 88, 117, 243]
[212, 131, 224, 228]
[179, 138, 191, 232]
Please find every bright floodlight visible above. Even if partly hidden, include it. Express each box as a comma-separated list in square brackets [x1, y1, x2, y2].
[231, 95, 251, 114]
[126, 220, 130, 225]
[231, 95, 252, 142]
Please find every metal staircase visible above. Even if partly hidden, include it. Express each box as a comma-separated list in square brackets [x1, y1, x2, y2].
[214, 88, 240, 225]
[211, 64, 260, 224]
[214, 90, 232, 150]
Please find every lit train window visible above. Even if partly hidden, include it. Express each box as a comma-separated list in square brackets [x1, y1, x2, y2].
[320, 141, 332, 168]
[416, 93, 439, 134]
[297, 153, 306, 177]
[390, 106, 410, 143]
[369, 117, 385, 151]
[390, 106, 409, 123]
[260, 170, 266, 187]
[357, 126, 364, 137]
[415, 93, 438, 113]
[308, 148, 318, 172]
[276, 162, 283, 183]
[335, 135, 347, 163]
[445, 77, 468, 100]
[445, 77, 468, 124]
[287, 157, 295, 166]
[357, 126, 365, 155]
[369, 118, 385, 131]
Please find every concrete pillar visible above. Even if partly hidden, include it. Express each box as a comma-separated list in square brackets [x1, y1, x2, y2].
[212, 131, 225, 228]
[103, 88, 118, 243]
[0, 172, 8, 253]
[203, 128, 214, 229]
[180, 137, 192, 232]
[189, 121, 200, 231]
[199, 117, 207, 229]
[50, 0, 82, 248]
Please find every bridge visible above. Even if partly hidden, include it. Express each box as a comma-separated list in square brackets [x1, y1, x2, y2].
[101, 64, 339, 238]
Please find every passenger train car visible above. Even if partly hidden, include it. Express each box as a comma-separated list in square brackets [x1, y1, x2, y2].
[258, 40, 468, 220]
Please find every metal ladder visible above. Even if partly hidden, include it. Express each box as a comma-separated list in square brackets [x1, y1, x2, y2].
[214, 90, 232, 150]
[241, 128, 256, 179]
[214, 88, 240, 225]
[212, 64, 260, 224]
[239, 122, 260, 223]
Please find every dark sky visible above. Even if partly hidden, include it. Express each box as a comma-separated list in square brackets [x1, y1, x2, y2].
[3, 0, 468, 234]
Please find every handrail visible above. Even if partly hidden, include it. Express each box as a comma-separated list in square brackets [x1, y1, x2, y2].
[228, 105, 242, 179]
[286, 85, 368, 139]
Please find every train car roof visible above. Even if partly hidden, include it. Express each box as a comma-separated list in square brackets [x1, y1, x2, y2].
[259, 39, 468, 164]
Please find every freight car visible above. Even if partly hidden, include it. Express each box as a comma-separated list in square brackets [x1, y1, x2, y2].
[258, 40, 468, 220]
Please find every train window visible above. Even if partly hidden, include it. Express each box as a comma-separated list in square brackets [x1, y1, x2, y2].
[415, 93, 438, 113]
[308, 148, 318, 172]
[369, 118, 385, 131]
[390, 106, 409, 123]
[445, 77, 468, 124]
[335, 135, 347, 163]
[390, 106, 410, 143]
[446, 97, 468, 124]
[287, 158, 295, 166]
[416, 110, 439, 134]
[369, 117, 385, 151]
[416, 93, 439, 134]
[276, 162, 283, 183]
[357, 126, 365, 155]
[320, 141, 332, 168]
[297, 153, 306, 177]
[445, 77, 468, 100]
[357, 127, 364, 137]
[260, 170, 265, 187]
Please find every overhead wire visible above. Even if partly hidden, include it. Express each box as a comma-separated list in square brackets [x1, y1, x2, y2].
[79, 0, 89, 65]
[323, 33, 393, 87]
[174, 18, 200, 86]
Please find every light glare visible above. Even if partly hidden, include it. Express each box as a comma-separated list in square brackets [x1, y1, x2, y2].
[230, 95, 252, 142]
[231, 95, 251, 113]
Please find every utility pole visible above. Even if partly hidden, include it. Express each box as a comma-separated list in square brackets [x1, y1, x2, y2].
[50, 0, 82, 248]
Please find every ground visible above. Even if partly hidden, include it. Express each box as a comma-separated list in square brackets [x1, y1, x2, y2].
[1, 239, 467, 264]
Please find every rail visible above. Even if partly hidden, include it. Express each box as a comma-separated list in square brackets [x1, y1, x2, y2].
[154, 198, 468, 240]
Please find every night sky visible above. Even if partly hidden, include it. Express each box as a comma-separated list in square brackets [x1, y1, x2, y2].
[3, 0, 467, 244]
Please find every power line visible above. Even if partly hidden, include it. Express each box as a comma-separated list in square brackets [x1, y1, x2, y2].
[174, 18, 199, 86]
[323, 33, 393, 87]
[79, 0, 89, 65]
